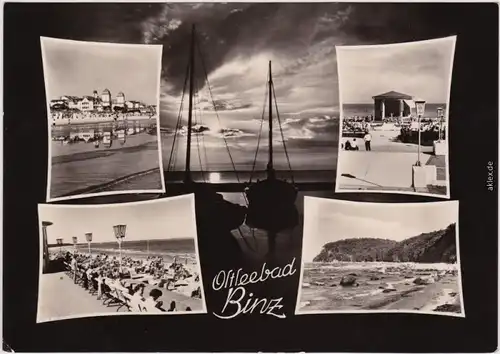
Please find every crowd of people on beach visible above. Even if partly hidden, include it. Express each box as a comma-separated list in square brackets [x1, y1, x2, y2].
[400, 118, 446, 143]
[55, 250, 202, 313]
[342, 117, 372, 135]
[341, 114, 446, 150]
[400, 118, 445, 133]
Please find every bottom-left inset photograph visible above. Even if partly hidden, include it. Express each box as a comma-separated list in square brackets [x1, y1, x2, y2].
[37, 194, 206, 323]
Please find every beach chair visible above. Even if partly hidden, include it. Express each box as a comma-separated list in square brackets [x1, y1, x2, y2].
[89, 277, 99, 296]
[129, 268, 139, 278]
[76, 269, 85, 286]
[102, 281, 125, 308]
[101, 286, 121, 307]
[63, 262, 73, 277]
[114, 288, 132, 312]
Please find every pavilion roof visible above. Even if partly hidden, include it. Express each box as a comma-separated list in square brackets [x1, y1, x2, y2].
[372, 91, 414, 100]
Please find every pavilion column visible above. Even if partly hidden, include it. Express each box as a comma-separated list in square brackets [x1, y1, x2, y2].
[399, 99, 404, 118]
[381, 100, 385, 120]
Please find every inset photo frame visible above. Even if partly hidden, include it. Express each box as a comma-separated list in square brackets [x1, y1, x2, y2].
[296, 197, 464, 317]
[37, 194, 206, 323]
[335, 36, 456, 198]
[41, 37, 165, 202]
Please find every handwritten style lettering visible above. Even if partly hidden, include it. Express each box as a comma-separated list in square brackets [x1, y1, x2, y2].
[212, 258, 296, 319]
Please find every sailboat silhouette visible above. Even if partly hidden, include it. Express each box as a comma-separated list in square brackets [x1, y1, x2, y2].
[163, 24, 247, 264]
[244, 61, 299, 256]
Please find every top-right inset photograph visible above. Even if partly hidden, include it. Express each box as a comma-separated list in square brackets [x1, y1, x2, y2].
[335, 36, 456, 198]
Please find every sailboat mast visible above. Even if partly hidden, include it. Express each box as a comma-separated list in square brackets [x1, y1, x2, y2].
[268, 60, 274, 179]
[185, 24, 196, 183]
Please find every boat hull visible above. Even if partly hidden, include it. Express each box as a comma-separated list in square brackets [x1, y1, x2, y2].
[245, 179, 299, 232]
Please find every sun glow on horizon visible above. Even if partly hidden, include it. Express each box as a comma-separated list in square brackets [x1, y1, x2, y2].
[208, 172, 221, 183]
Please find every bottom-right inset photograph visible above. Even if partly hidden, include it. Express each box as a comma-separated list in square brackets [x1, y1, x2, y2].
[296, 197, 464, 317]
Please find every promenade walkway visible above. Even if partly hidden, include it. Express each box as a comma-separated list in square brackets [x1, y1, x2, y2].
[338, 130, 448, 193]
[337, 151, 431, 190]
[37, 272, 116, 323]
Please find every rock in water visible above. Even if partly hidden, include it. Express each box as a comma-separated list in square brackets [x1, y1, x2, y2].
[370, 276, 380, 281]
[413, 277, 425, 285]
[382, 288, 397, 293]
[413, 276, 435, 285]
[379, 283, 395, 290]
[340, 275, 357, 287]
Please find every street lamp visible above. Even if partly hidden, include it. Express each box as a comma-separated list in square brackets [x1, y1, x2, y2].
[437, 107, 444, 141]
[414, 99, 426, 166]
[42, 221, 53, 273]
[56, 238, 63, 254]
[72, 236, 78, 253]
[85, 232, 93, 256]
[113, 224, 127, 272]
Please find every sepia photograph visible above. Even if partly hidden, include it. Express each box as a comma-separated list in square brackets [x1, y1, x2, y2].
[335, 36, 455, 198]
[3, 2, 499, 352]
[41, 37, 165, 201]
[37, 194, 206, 323]
[296, 197, 464, 317]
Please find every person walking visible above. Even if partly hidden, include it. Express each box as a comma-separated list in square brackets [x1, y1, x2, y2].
[363, 131, 372, 151]
[71, 256, 78, 284]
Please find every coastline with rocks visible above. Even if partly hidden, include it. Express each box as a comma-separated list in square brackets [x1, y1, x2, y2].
[298, 261, 462, 315]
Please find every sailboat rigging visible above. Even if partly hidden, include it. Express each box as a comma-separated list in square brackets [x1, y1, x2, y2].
[164, 24, 247, 237]
[245, 61, 299, 255]
[184, 23, 196, 184]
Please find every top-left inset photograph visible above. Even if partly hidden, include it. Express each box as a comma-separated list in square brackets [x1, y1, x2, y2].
[41, 37, 165, 202]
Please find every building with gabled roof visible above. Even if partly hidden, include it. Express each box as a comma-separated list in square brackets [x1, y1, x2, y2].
[372, 91, 414, 121]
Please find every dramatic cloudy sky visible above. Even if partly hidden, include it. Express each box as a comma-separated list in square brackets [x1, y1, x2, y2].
[337, 36, 456, 104]
[39, 195, 196, 244]
[302, 198, 459, 262]
[41, 37, 161, 105]
[40, 3, 459, 171]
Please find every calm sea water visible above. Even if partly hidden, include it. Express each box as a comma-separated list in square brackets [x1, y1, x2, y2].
[343, 103, 447, 119]
[50, 133, 163, 198]
[75, 238, 197, 262]
[78, 238, 194, 252]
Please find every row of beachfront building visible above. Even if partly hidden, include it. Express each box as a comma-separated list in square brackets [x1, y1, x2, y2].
[50, 88, 156, 113]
